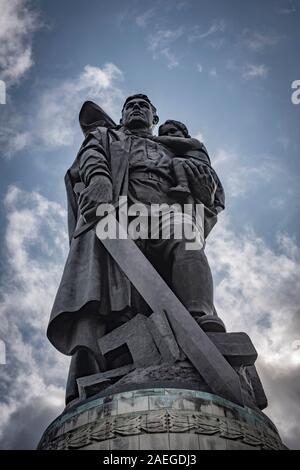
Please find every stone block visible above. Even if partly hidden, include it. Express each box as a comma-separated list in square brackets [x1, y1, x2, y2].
[98, 314, 161, 369]
[148, 311, 185, 363]
[77, 364, 133, 399]
[207, 332, 257, 367]
[246, 365, 268, 410]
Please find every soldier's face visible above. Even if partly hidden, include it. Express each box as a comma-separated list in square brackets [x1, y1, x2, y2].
[122, 98, 155, 130]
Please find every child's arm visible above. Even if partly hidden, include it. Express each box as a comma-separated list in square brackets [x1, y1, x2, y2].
[152, 136, 202, 154]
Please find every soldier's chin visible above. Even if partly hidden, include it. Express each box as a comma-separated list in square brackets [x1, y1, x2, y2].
[126, 116, 148, 129]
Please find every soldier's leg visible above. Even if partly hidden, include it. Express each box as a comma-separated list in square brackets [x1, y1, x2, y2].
[150, 237, 213, 315]
[65, 313, 108, 405]
[66, 347, 103, 405]
[147, 228, 225, 332]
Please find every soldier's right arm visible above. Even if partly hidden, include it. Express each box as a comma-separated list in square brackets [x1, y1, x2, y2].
[76, 131, 113, 221]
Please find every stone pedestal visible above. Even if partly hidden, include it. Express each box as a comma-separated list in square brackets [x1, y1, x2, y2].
[38, 388, 286, 450]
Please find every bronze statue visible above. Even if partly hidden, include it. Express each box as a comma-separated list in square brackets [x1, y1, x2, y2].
[38, 94, 286, 452]
[47, 94, 225, 404]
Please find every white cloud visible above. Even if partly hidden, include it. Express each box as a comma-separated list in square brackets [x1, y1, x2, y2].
[0, 110, 33, 159]
[136, 8, 155, 28]
[270, 193, 293, 211]
[208, 38, 225, 49]
[209, 67, 217, 77]
[147, 27, 184, 68]
[225, 59, 269, 80]
[1, 185, 300, 449]
[213, 148, 283, 198]
[242, 63, 269, 79]
[195, 131, 204, 142]
[35, 63, 124, 149]
[196, 63, 203, 73]
[276, 121, 297, 152]
[0, 393, 65, 449]
[277, 233, 300, 260]
[0, 0, 41, 85]
[276, 6, 296, 15]
[161, 48, 179, 69]
[188, 19, 226, 42]
[243, 30, 282, 51]
[0, 63, 125, 157]
[148, 28, 184, 52]
[207, 217, 300, 448]
[175, 0, 191, 9]
[0, 186, 69, 448]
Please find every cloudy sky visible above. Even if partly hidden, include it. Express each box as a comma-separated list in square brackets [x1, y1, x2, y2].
[0, 0, 299, 450]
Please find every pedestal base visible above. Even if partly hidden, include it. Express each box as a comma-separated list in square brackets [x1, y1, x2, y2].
[38, 388, 286, 450]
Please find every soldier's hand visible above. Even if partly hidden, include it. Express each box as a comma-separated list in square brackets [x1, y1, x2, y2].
[78, 180, 112, 222]
[183, 161, 217, 207]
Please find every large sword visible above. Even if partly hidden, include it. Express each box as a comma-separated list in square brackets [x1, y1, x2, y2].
[74, 187, 243, 406]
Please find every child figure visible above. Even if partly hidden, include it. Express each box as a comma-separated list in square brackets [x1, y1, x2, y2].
[154, 119, 211, 200]
[154, 120, 226, 332]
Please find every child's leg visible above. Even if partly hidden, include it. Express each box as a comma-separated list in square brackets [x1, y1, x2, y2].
[169, 157, 191, 198]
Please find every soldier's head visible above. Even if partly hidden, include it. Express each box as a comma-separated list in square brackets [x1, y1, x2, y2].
[158, 120, 190, 138]
[120, 94, 159, 132]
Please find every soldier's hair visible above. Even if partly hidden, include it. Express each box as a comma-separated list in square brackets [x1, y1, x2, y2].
[158, 120, 191, 138]
[122, 94, 158, 122]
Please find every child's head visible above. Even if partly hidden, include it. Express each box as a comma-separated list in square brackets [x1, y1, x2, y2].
[158, 120, 190, 138]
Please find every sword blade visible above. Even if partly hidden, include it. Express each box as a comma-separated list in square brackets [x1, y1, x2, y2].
[98, 214, 243, 406]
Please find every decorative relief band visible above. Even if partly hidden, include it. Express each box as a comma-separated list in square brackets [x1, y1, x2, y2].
[39, 409, 285, 450]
